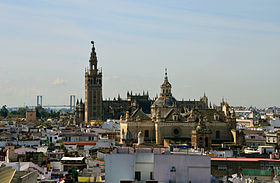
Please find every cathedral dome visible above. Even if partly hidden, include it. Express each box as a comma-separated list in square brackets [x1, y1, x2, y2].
[152, 69, 178, 108]
[152, 96, 178, 108]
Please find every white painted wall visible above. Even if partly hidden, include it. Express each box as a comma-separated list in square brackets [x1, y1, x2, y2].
[50, 161, 63, 171]
[105, 154, 135, 183]
[210, 150, 233, 157]
[270, 119, 280, 128]
[154, 154, 211, 183]
[135, 153, 154, 181]
[105, 152, 210, 183]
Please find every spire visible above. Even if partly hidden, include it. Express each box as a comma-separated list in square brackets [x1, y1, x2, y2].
[89, 41, 98, 72]
[231, 108, 236, 118]
[164, 68, 168, 81]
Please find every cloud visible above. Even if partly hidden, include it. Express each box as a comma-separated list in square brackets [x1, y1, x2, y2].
[112, 75, 120, 79]
[52, 78, 68, 85]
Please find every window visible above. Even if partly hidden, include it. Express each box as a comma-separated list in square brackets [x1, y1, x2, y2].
[216, 131, 220, 139]
[93, 77, 96, 84]
[218, 165, 227, 171]
[135, 171, 141, 181]
[150, 172, 154, 180]
[173, 114, 178, 121]
[205, 137, 209, 147]
[173, 128, 180, 136]
[144, 130, 149, 138]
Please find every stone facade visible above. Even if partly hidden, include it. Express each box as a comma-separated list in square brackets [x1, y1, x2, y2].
[120, 71, 236, 145]
[26, 110, 36, 123]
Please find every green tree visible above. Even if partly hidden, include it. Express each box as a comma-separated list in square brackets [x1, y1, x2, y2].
[0, 105, 9, 118]
[72, 168, 78, 182]
[16, 108, 26, 117]
[60, 142, 65, 150]
[36, 108, 60, 119]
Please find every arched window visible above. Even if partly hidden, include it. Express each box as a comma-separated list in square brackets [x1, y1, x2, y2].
[172, 114, 178, 121]
[144, 130, 149, 138]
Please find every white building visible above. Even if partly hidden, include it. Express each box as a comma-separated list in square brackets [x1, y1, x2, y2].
[209, 150, 233, 158]
[154, 154, 210, 183]
[105, 154, 135, 182]
[105, 149, 211, 183]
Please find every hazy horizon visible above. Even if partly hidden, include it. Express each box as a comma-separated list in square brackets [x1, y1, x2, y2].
[1, 0, 280, 109]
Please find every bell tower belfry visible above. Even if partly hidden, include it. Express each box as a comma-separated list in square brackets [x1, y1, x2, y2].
[85, 41, 103, 122]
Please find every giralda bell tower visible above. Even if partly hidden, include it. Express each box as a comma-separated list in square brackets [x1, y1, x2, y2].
[85, 41, 103, 122]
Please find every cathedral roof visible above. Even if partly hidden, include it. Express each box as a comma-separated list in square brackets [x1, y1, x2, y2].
[164, 108, 186, 121]
[130, 108, 151, 121]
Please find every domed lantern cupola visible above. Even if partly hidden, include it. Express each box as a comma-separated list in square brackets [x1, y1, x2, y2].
[160, 68, 172, 97]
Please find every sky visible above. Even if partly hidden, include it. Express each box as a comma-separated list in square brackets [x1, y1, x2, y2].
[0, 0, 280, 108]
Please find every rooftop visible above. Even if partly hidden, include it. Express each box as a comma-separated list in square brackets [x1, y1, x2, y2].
[211, 157, 280, 162]
[61, 157, 85, 161]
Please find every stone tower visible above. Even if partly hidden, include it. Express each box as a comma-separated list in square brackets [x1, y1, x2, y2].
[191, 116, 212, 150]
[85, 41, 103, 122]
[200, 93, 208, 108]
[151, 69, 179, 121]
[75, 99, 85, 124]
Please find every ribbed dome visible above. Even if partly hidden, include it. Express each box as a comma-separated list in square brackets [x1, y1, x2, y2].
[152, 96, 178, 107]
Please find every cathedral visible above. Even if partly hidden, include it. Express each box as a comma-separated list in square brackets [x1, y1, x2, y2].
[119, 71, 236, 146]
[75, 41, 236, 146]
[75, 41, 209, 123]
